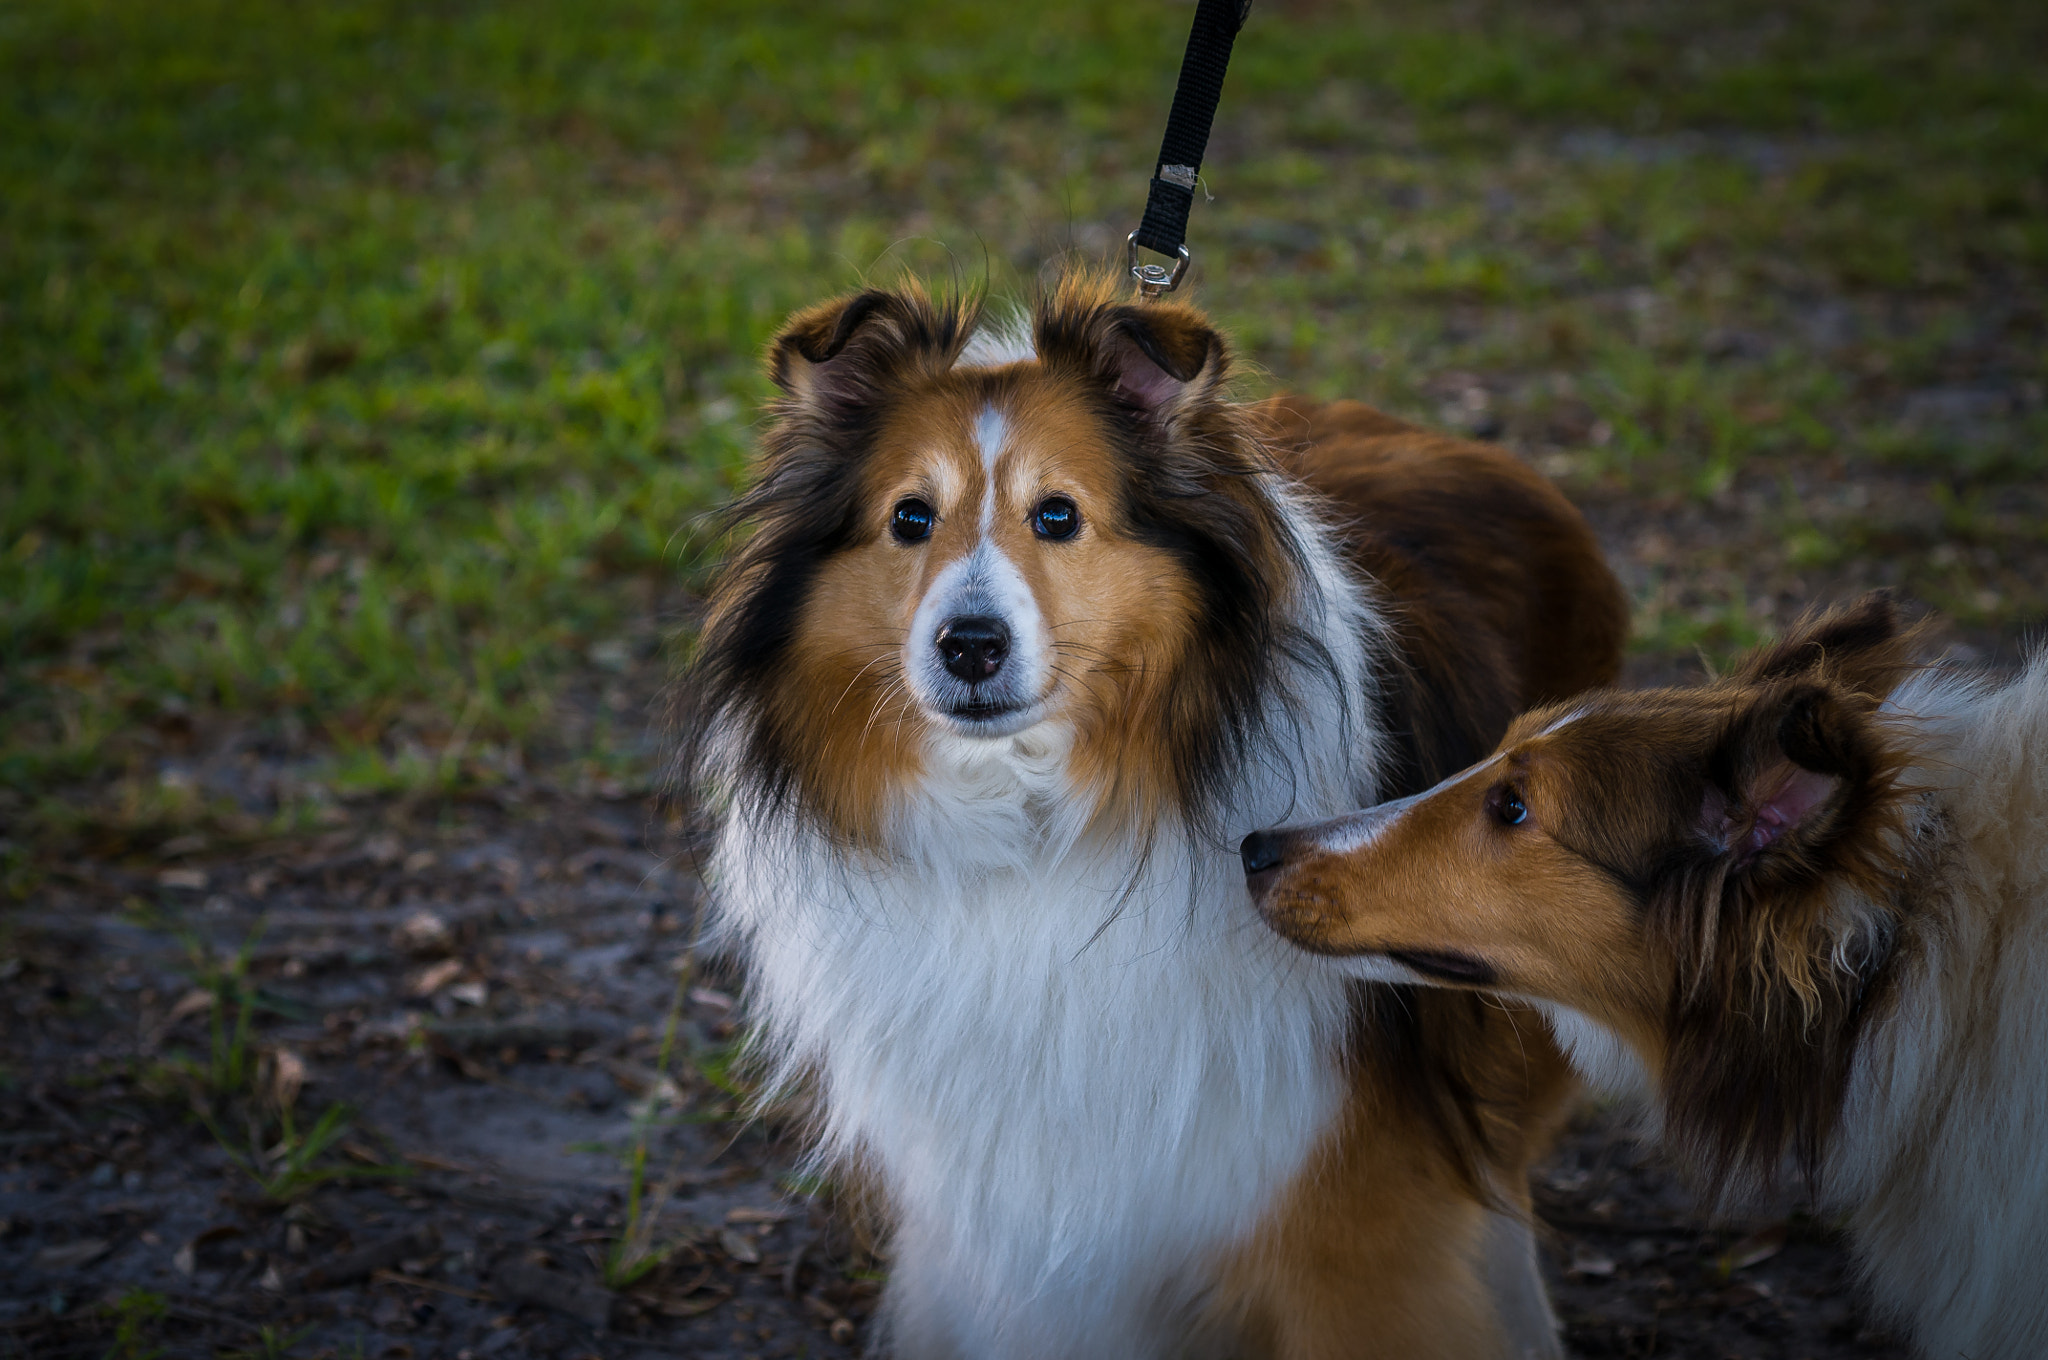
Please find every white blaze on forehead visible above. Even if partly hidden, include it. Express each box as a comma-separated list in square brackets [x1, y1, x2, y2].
[974, 406, 1009, 532]
[1535, 706, 1590, 738]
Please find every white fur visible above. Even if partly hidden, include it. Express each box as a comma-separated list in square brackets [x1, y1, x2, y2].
[1302, 756, 1501, 855]
[1786, 656, 2048, 1358]
[973, 405, 1008, 530]
[956, 315, 1036, 369]
[708, 493, 1559, 1357]
[1531, 1001, 1650, 1102]
[904, 538, 1051, 736]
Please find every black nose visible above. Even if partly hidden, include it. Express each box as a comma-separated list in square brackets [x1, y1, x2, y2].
[937, 615, 1010, 682]
[1240, 829, 1289, 889]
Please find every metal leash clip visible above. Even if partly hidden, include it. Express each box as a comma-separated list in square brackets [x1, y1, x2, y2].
[1127, 234, 1191, 297]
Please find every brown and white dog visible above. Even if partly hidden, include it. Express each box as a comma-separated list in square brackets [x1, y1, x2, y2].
[1245, 594, 2048, 1358]
[685, 273, 1628, 1358]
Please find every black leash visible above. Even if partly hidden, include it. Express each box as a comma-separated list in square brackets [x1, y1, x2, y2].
[1129, 0, 1252, 296]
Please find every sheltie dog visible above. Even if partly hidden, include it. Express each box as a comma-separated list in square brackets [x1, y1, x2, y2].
[684, 273, 1628, 1358]
[1245, 593, 2048, 1358]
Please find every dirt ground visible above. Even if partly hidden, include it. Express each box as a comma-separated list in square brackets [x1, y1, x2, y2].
[3, 628, 1936, 1360]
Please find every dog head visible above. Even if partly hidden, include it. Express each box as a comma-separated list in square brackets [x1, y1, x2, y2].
[1242, 593, 1925, 1189]
[690, 275, 1317, 844]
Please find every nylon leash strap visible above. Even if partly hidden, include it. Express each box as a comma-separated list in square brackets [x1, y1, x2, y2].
[1129, 0, 1252, 296]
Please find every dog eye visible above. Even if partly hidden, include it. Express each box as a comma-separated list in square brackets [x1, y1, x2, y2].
[1031, 496, 1079, 540]
[1489, 784, 1528, 827]
[891, 498, 935, 542]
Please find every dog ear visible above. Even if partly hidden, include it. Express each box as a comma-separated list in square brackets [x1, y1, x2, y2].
[1034, 285, 1229, 417]
[1732, 592, 1914, 698]
[1700, 678, 1893, 883]
[1658, 671, 1913, 1195]
[765, 287, 976, 408]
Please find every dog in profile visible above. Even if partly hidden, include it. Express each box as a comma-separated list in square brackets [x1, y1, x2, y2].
[1245, 593, 2048, 1358]
[685, 273, 1628, 1358]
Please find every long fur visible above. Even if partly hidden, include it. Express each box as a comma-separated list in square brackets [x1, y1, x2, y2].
[1822, 650, 2048, 1357]
[688, 278, 1389, 1356]
[1248, 595, 2048, 1358]
[712, 543, 1376, 1355]
[683, 273, 1620, 1358]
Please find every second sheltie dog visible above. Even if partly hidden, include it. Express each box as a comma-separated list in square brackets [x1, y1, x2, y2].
[685, 274, 1628, 1358]
[1245, 593, 2048, 1358]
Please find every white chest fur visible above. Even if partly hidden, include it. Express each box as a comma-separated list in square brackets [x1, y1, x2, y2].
[720, 810, 1352, 1356]
[709, 566, 1380, 1358]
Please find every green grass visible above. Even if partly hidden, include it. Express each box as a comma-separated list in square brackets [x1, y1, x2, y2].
[5, 0, 2045, 832]
[99, 1287, 168, 1360]
[142, 919, 402, 1201]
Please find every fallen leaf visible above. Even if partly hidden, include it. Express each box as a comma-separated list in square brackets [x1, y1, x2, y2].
[173, 1241, 196, 1275]
[339, 1140, 388, 1166]
[724, 1206, 795, 1226]
[393, 909, 453, 957]
[447, 980, 488, 1008]
[409, 958, 464, 998]
[35, 1239, 111, 1272]
[653, 1283, 732, 1317]
[157, 867, 208, 891]
[1567, 1242, 1616, 1278]
[717, 1228, 761, 1265]
[1716, 1223, 1787, 1278]
[164, 988, 215, 1025]
[266, 1047, 308, 1111]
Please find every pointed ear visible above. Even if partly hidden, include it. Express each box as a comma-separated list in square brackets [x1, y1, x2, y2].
[765, 287, 977, 407]
[1704, 682, 1881, 870]
[766, 290, 896, 400]
[1733, 592, 1914, 697]
[1035, 286, 1228, 417]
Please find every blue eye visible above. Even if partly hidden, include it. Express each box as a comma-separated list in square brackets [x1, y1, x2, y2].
[1031, 496, 1079, 540]
[892, 498, 934, 542]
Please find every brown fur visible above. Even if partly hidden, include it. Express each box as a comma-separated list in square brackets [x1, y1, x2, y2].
[688, 273, 1630, 1354]
[1248, 594, 1933, 1196]
[1214, 988, 1577, 1358]
[1256, 397, 1629, 791]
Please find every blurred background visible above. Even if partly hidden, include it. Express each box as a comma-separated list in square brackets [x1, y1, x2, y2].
[2, 1, 2042, 1355]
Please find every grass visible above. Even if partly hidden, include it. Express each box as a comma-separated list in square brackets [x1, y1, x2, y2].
[4, 0, 2045, 835]
[603, 962, 693, 1290]
[99, 1288, 167, 1360]
[143, 919, 402, 1201]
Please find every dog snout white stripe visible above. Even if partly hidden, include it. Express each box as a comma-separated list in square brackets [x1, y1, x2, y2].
[1304, 793, 1422, 854]
[903, 536, 1049, 720]
[1304, 754, 1505, 853]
